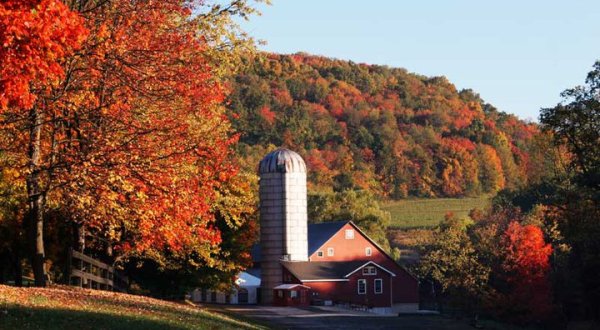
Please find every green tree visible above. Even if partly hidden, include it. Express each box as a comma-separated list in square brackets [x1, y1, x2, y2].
[307, 190, 399, 258]
[540, 61, 600, 191]
[418, 214, 490, 312]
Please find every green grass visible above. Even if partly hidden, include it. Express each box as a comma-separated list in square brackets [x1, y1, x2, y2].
[0, 285, 267, 330]
[382, 196, 491, 229]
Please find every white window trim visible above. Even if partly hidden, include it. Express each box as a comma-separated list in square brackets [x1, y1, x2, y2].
[327, 247, 334, 256]
[362, 266, 377, 275]
[374, 278, 383, 294]
[365, 247, 372, 256]
[344, 261, 396, 278]
[345, 229, 355, 239]
[357, 279, 366, 295]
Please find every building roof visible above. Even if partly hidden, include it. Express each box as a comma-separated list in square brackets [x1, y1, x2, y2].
[235, 270, 261, 287]
[307, 221, 347, 255]
[245, 267, 261, 279]
[259, 148, 306, 174]
[281, 261, 365, 281]
[281, 261, 394, 282]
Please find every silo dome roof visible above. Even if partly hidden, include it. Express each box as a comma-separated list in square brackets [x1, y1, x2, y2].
[259, 148, 307, 173]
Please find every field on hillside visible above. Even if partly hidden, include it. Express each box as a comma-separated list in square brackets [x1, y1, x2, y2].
[0, 285, 265, 330]
[382, 196, 491, 229]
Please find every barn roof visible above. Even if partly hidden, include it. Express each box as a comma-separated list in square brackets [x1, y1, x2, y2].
[281, 261, 395, 282]
[251, 221, 348, 262]
[307, 221, 347, 255]
[281, 261, 366, 281]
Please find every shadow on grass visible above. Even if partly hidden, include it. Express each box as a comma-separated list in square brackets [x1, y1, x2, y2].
[91, 296, 196, 316]
[0, 305, 254, 330]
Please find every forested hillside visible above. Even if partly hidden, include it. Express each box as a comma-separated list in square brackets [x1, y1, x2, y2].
[230, 53, 553, 198]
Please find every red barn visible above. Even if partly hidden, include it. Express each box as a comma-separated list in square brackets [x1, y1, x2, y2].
[252, 220, 419, 314]
[252, 149, 419, 314]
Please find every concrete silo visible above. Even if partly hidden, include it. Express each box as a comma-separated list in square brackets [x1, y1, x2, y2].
[258, 149, 308, 304]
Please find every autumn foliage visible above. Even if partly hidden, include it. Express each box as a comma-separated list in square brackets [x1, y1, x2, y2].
[230, 53, 543, 198]
[0, 0, 88, 110]
[501, 222, 554, 321]
[0, 0, 257, 286]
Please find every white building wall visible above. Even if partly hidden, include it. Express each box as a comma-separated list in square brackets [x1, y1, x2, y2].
[191, 287, 259, 305]
[191, 288, 201, 302]
[259, 172, 285, 305]
[283, 172, 308, 262]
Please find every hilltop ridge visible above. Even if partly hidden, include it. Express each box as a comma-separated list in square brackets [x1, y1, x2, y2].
[229, 53, 549, 198]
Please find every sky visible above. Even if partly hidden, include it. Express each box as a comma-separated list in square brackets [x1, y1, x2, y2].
[239, 0, 600, 121]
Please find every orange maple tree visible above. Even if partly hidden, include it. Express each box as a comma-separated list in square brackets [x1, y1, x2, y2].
[0, 0, 88, 109]
[501, 221, 554, 322]
[1, 0, 88, 286]
[1, 0, 246, 286]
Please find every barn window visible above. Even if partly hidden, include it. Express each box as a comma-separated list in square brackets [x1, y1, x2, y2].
[345, 229, 355, 239]
[278, 290, 283, 298]
[365, 247, 372, 256]
[290, 290, 298, 298]
[317, 251, 324, 257]
[327, 247, 334, 256]
[358, 279, 366, 294]
[374, 279, 383, 294]
[362, 266, 376, 275]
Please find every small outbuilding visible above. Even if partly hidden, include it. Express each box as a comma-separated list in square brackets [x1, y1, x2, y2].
[273, 284, 311, 307]
[191, 270, 261, 305]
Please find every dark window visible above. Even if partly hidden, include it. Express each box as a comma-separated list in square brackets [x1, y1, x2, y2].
[358, 279, 366, 294]
[374, 279, 383, 294]
[362, 266, 376, 275]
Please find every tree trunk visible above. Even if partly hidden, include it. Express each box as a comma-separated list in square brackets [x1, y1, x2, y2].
[0, 251, 6, 284]
[73, 222, 86, 253]
[26, 105, 47, 287]
[14, 246, 23, 287]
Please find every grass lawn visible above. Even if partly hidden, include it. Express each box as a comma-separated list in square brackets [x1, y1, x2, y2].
[382, 196, 491, 229]
[0, 285, 266, 330]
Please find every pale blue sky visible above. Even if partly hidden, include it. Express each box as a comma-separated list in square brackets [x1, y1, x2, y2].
[240, 0, 600, 121]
